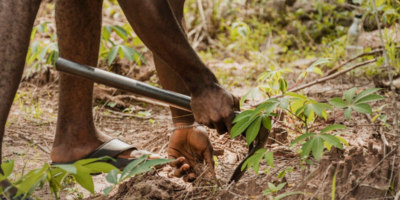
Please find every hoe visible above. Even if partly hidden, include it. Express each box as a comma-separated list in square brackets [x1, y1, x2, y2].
[56, 57, 270, 183]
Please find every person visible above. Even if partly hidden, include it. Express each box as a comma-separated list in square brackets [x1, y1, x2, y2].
[0, 0, 239, 195]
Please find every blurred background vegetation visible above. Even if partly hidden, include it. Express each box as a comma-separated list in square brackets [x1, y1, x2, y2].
[26, 0, 400, 92]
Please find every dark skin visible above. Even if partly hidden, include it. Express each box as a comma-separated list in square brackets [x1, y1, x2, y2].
[0, 0, 239, 191]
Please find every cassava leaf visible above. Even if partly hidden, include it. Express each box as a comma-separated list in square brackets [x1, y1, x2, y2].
[320, 124, 347, 134]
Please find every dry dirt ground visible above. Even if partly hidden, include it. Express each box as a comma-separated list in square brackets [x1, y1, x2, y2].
[4, 58, 400, 200]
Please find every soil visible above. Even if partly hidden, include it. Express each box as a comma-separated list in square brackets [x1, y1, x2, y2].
[6, 60, 400, 200]
[4, 2, 400, 200]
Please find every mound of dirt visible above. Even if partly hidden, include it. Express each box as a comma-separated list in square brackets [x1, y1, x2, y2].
[109, 174, 185, 200]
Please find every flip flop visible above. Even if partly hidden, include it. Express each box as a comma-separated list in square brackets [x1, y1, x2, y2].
[51, 138, 138, 170]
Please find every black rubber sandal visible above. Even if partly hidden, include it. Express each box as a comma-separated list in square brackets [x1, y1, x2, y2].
[51, 138, 138, 170]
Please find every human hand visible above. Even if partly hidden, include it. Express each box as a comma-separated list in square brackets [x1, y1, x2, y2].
[168, 124, 214, 182]
[190, 83, 239, 134]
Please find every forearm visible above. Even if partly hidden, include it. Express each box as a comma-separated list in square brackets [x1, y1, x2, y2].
[118, 0, 218, 94]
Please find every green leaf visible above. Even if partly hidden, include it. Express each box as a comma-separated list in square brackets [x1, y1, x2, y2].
[312, 136, 325, 161]
[74, 166, 94, 194]
[280, 98, 290, 109]
[268, 182, 277, 191]
[240, 88, 258, 107]
[264, 151, 274, 167]
[285, 92, 307, 100]
[126, 165, 153, 177]
[262, 115, 272, 130]
[309, 58, 331, 68]
[102, 26, 111, 41]
[246, 117, 262, 145]
[344, 107, 352, 120]
[1, 160, 14, 177]
[120, 155, 148, 181]
[332, 172, 337, 200]
[300, 138, 314, 159]
[104, 186, 114, 197]
[250, 101, 279, 120]
[329, 98, 348, 108]
[120, 45, 135, 62]
[136, 158, 173, 170]
[320, 124, 347, 134]
[279, 78, 288, 93]
[304, 103, 332, 118]
[344, 87, 357, 104]
[290, 132, 316, 147]
[353, 94, 385, 104]
[375, 0, 385, 7]
[111, 25, 128, 41]
[83, 162, 118, 174]
[352, 103, 372, 114]
[106, 169, 119, 184]
[336, 136, 349, 146]
[230, 116, 256, 138]
[276, 182, 286, 191]
[108, 45, 120, 66]
[320, 134, 343, 149]
[353, 88, 382, 103]
[232, 110, 253, 124]
[52, 164, 77, 174]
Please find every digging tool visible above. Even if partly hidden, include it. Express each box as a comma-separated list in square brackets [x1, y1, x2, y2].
[55, 57, 270, 183]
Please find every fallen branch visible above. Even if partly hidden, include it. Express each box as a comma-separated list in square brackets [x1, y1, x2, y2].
[327, 46, 400, 75]
[253, 59, 376, 107]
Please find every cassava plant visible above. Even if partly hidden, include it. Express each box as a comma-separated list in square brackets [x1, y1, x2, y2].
[231, 58, 386, 181]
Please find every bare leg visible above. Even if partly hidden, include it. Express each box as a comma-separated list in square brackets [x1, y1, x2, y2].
[51, 0, 157, 163]
[119, 0, 216, 181]
[0, 0, 42, 194]
[51, 0, 110, 163]
[153, 0, 194, 125]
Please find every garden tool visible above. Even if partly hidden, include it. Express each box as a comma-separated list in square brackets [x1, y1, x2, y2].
[55, 57, 270, 183]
